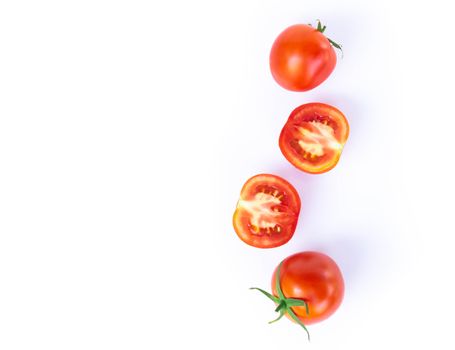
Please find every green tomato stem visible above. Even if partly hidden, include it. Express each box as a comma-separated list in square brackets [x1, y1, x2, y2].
[314, 19, 343, 57]
[250, 261, 311, 340]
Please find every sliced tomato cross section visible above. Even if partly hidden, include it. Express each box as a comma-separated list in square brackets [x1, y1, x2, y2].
[279, 103, 349, 174]
[233, 174, 301, 248]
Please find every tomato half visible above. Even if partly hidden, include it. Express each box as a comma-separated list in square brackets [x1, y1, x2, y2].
[279, 103, 349, 174]
[233, 174, 301, 248]
[270, 24, 337, 92]
[271, 252, 344, 326]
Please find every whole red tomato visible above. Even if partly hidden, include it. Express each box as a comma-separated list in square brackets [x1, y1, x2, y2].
[270, 22, 340, 91]
[251, 252, 344, 339]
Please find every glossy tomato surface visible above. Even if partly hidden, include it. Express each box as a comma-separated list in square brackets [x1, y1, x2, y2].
[270, 24, 337, 91]
[279, 103, 349, 174]
[233, 174, 301, 248]
[271, 252, 344, 325]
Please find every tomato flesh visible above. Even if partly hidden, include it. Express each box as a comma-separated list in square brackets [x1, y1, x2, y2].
[233, 174, 301, 248]
[271, 252, 344, 325]
[279, 103, 349, 174]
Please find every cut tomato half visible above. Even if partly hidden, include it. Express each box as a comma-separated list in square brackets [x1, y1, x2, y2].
[279, 103, 349, 174]
[233, 174, 301, 248]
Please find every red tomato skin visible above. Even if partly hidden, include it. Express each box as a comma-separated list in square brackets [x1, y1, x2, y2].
[232, 174, 301, 249]
[279, 103, 349, 174]
[270, 24, 337, 92]
[271, 252, 344, 325]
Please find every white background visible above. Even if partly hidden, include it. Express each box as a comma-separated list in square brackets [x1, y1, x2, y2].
[1, 0, 454, 349]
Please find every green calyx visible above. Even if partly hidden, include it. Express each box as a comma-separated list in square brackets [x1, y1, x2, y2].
[310, 19, 343, 56]
[250, 262, 311, 341]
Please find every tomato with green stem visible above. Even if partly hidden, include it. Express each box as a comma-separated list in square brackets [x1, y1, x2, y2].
[251, 252, 345, 339]
[270, 20, 342, 92]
